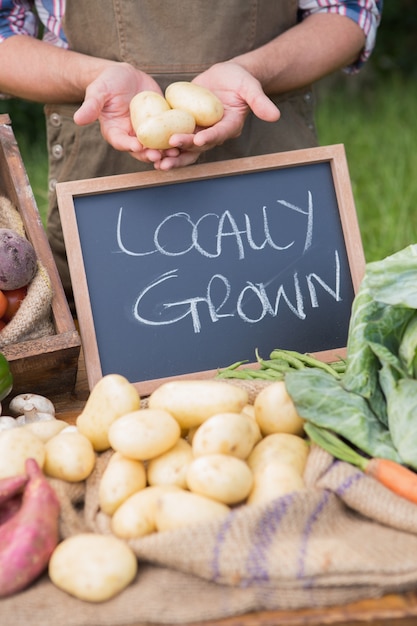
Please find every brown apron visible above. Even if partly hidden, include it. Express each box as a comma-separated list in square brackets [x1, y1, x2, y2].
[45, 0, 318, 301]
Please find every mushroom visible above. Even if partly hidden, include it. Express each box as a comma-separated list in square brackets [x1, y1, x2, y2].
[9, 393, 55, 419]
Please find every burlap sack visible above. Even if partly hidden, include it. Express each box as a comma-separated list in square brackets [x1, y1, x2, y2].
[3, 441, 417, 626]
[0, 196, 54, 347]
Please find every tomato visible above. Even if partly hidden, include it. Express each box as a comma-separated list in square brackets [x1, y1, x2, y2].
[2, 286, 28, 323]
[0, 291, 7, 319]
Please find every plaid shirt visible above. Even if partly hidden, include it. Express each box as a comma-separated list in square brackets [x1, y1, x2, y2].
[0, 0, 382, 71]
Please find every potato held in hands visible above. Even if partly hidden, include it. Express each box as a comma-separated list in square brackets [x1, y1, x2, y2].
[165, 81, 224, 127]
[130, 81, 223, 149]
[130, 91, 188, 150]
[129, 91, 171, 130]
[136, 109, 195, 150]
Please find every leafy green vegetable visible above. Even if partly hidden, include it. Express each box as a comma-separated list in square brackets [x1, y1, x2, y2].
[363, 244, 417, 308]
[341, 288, 383, 401]
[342, 277, 414, 423]
[378, 362, 417, 469]
[341, 245, 417, 431]
[399, 311, 417, 377]
[285, 368, 401, 462]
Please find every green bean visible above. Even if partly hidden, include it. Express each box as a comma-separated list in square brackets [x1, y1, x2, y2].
[216, 369, 253, 380]
[258, 358, 293, 373]
[268, 349, 306, 369]
[216, 368, 281, 380]
[328, 360, 347, 374]
[221, 360, 249, 371]
[217, 348, 347, 382]
[269, 349, 343, 379]
[245, 369, 282, 380]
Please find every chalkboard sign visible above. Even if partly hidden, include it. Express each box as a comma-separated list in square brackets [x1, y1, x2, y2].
[57, 145, 365, 395]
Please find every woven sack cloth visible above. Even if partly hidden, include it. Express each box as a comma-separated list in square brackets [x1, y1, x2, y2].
[0, 196, 54, 347]
[4, 439, 417, 626]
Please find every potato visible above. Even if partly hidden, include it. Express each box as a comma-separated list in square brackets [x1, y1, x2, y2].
[241, 403, 256, 420]
[136, 108, 195, 149]
[0, 428, 45, 479]
[148, 380, 249, 430]
[247, 433, 310, 475]
[247, 460, 306, 506]
[186, 454, 253, 505]
[108, 408, 181, 460]
[147, 437, 193, 488]
[76, 374, 141, 452]
[99, 451, 147, 516]
[111, 485, 179, 539]
[192, 411, 260, 459]
[165, 81, 224, 127]
[23, 418, 68, 443]
[129, 90, 170, 131]
[43, 430, 96, 482]
[254, 381, 305, 436]
[154, 488, 230, 532]
[48, 533, 138, 602]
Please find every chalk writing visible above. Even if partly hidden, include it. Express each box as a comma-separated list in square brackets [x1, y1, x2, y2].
[131, 250, 341, 333]
[116, 193, 313, 259]
[115, 191, 342, 333]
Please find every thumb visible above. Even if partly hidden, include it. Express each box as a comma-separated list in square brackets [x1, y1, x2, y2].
[244, 82, 280, 123]
[73, 96, 102, 126]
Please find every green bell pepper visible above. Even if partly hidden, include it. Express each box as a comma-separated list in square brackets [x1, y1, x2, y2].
[0, 352, 13, 401]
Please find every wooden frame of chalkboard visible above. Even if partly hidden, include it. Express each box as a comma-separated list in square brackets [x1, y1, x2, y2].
[57, 144, 365, 395]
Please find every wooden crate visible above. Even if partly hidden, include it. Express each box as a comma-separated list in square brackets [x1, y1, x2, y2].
[0, 114, 81, 396]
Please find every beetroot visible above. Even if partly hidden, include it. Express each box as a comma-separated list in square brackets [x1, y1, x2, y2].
[0, 228, 37, 290]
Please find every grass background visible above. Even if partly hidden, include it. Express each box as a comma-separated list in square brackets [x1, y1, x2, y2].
[315, 72, 417, 263]
[7, 71, 416, 266]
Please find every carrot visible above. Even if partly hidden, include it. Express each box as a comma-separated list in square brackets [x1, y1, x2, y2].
[304, 422, 417, 505]
[365, 457, 417, 503]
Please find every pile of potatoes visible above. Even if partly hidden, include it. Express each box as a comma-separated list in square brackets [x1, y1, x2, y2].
[80, 375, 310, 539]
[0, 376, 310, 531]
[129, 81, 224, 149]
[1, 376, 310, 534]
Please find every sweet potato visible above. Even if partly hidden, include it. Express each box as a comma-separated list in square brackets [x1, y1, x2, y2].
[0, 458, 60, 597]
[0, 228, 37, 290]
[0, 473, 27, 525]
[0, 473, 27, 504]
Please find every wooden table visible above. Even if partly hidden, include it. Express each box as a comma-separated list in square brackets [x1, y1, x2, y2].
[16, 353, 417, 626]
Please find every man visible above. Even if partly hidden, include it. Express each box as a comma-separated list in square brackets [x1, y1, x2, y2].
[0, 1, 382, 303]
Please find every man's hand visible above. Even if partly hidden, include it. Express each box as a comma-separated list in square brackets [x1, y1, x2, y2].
[73, 63, 181, 163]
[154, 62, 280, 170]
